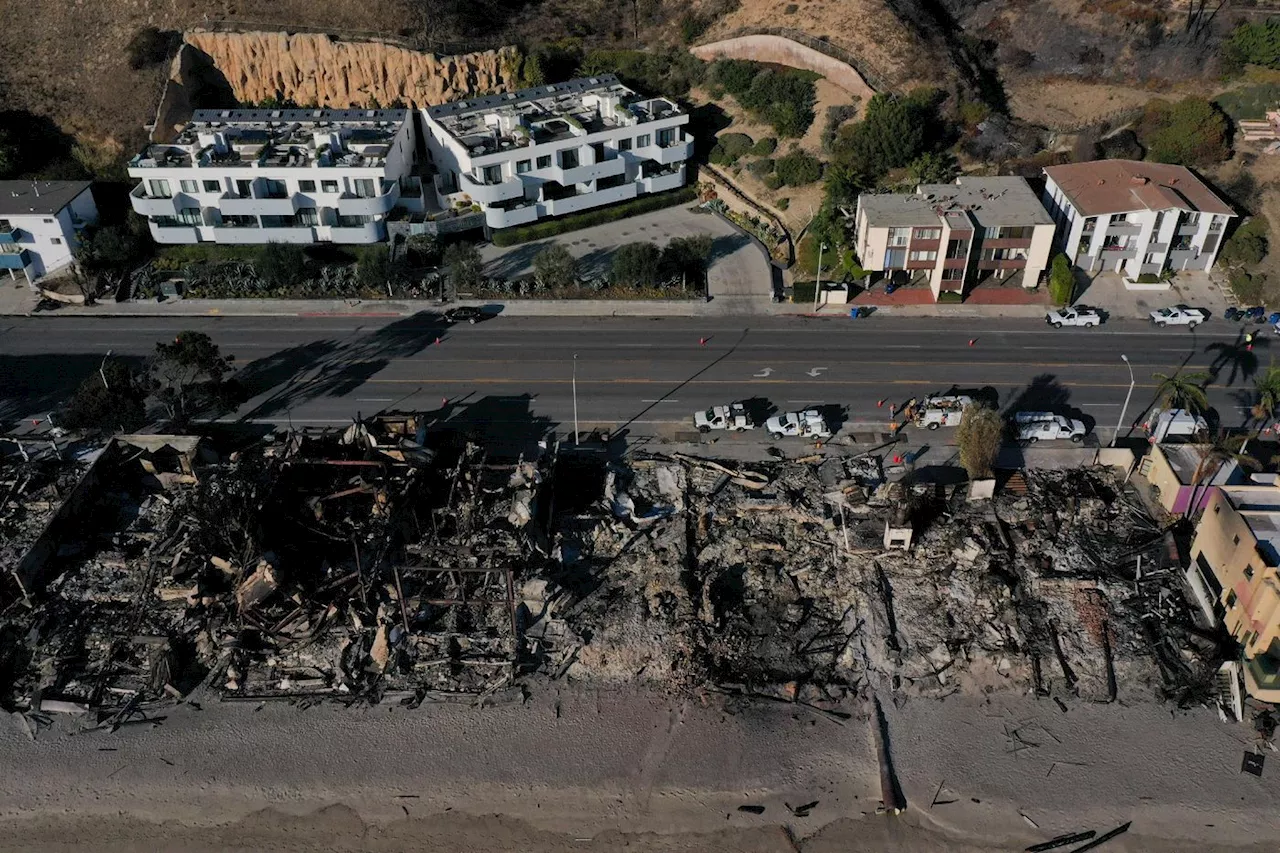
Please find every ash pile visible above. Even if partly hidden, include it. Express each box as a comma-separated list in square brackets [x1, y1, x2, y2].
[537, 452, 1217, 706]
[0, 418, 548, 721]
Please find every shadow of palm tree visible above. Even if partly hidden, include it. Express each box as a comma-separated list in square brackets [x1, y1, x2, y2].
[1205, 331, 1263, 386]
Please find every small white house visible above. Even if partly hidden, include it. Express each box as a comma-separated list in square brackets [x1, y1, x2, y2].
[422, 74, 693, 230]
[0, 180, 98, 288]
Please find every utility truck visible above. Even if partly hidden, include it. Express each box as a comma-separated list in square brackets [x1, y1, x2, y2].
[694, 402, 756, 433]
[766, 410, 832, 440]
[1013, 411, 1087, 443]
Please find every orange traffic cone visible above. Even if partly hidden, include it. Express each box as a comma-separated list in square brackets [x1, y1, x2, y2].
[968, 338, 976, 347]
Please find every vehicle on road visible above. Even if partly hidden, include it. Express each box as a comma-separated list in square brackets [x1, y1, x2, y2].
[694, 402, 757, 433]
[443, 306, 494, 325]
[766, 409, 832, 440]
[1225, 306, 1266, 323]
[1013, 411, 1087, 443]
[913, 395, 972, 430]
[1144, 408, 1208, 442]
[1045, 306, 1103, 328]
[1149, 305, 1209, 328]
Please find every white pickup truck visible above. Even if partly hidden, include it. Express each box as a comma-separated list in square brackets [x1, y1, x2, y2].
[694, 402, 756, 433]
[766, 410, 832, 440]
[1046, 306, 1103, 328]
[1149, 305, 1210, 328]
[913, 395, 973, 429]
[1014, 411, 1087, 443]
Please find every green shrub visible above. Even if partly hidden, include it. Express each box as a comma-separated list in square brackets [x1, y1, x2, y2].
[490, 187, 698, 246]
[775, 150, 823, 186]
[776, 197, 790, 210]
[718, 132, 754, 160]
[612, 242, 664, 287]
[1230, 269, 1268, 305]
[578, 48, 705, 97]
[712, 59, 760, 95]
[711, 59, 816, 137]
[1135, 273, 1161, 284]
[831, 89, 948, 182]
[791, 280, 817, 304]
[1048, 253, 1075, 305]
[679, 13, 711, 44]
[1222, 19, 1280, 74]
[747, 157, 775, 177]
[1136, 97, 1230, 167]
[763, 174, 784, 190]
[256, 242, 308, 289]
[1221, 215, 1270, 267]
[937, 291, 963, 303]
[752, 137, 777, 156]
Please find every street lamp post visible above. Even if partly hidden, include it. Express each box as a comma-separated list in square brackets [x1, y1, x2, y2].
[1112, 354, 1135, 447]
[572, 353, 579, 446]
[99, 350, 113, 390]
[813, 242, 827, 312]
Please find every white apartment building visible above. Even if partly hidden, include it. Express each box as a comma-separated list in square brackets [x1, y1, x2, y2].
[1042, 160, 1236, 279]
[422, 74, 693, 230]
[127, 108, 420, 245]
[853, 177, 1054, 300]
[0, 181, 98, 288]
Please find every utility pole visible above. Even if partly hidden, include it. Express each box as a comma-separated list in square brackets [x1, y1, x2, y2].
[99, 350, 113, 390]
[1112, 354, 1134, 447]
[813, 242, 827, 312]
[572, 352, 580, 446]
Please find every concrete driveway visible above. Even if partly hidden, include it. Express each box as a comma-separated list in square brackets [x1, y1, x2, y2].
[479, 205, 775, 315]
[1072, 270, 1231, 320]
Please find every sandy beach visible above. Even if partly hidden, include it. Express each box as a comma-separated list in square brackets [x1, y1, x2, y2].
[0, 686, 1277, 852]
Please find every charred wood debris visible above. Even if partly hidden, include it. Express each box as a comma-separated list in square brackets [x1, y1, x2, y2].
[0, 419, 1226, 728]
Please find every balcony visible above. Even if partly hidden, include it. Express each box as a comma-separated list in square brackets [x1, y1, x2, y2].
[212, 226, 268, 245]
[461, 174, 525, 205]
[639, 170, 686, 195]
[256, 226, 316, 243]
[219, 193, 298, 216]
[0, 227, 20, 244]
[147, 223, 202, 244]
[327, 222, 384, 243]
[635, 138, 694, 166]
[543, 182, 638, 217]
[1244, 650, 1280, 702]
[553, 156, 626, 186]
[336, 182, 401, 216]
[130, 184, 181, 216]
[0, 249, 30, 269]
[485, 203, 540, 229]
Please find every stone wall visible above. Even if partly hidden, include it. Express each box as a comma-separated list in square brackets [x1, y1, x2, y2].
[180, 29, 519, 111]
[691, 35, 875, 100]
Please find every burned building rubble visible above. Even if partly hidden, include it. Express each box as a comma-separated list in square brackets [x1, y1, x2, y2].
[0, 421, 1223, 721]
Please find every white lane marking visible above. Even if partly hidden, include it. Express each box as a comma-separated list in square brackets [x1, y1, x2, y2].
[640, 399, 680, 403]
[806, 367, 828, 377]
[754, 368, 774, 378]
[356, 397, 395, 402]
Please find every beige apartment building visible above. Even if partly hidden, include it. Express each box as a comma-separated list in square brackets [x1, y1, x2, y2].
[853, 177, 1055, 301]
[1188, 481, 1280, 701]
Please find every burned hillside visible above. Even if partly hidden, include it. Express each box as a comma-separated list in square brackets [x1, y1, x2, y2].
[1, 420, 1223, 724]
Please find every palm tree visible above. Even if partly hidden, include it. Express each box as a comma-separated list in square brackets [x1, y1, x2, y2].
[1189, 429, 1261, 516]
[1152, 369, 1212, 413]
[1252, 362, 1280, 426]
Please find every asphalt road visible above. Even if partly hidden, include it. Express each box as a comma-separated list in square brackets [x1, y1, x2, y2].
[0, 313, 1268, 443]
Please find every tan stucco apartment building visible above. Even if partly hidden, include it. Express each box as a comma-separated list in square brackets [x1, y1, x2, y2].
[852, 176, 1055, 301]
[1189, 481, 1280, 701]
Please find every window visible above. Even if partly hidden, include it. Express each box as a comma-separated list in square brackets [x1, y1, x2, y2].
[1184, 212, 1201, 227]
[619, 138, 632, 152]
[50, 237, 63, 245]
[297, 207, 319, 226]
[914, 228, 940, 240]
[321, 180, 339, 193]
[1227, 590, 1238, 609]
[558, 148, 579, 169]
[983, 226, 1000, 239]
[298, 180, 316, 193]
[1245, 565, 1255, 581]
[945, 239, 967, 259]
[234, 179, 252, 198]
[887, 227, 910, 247]
[941, 268, 964, 280]
[1112, 213, 1127, 223]
[1000, 226, 1029, 239]
[203, 180, 221, 193]
[636, 134, 651, 148]
[516, 159, 531, 174]
[481, 165, 503, 185]
[908, 250, 937, 262]
[43, 218, 53, 224]
[353, 178, 376, 197]
[263, 178, 288, 198]
[657, 128, 676, 146]
[536, 155, 552, 169]
[1234, 534, 1241, 546]
[177, 207, 201, 226]
[1214, 504, 1221, 514]
[180, 180, 198, 193]
[147, 179, 171, 198]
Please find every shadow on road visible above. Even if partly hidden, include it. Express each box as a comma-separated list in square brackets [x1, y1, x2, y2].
[615, 328, 752, 433]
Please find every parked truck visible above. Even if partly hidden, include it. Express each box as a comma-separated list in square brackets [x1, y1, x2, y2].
[1013, 411, 1087, 443]
[694, 402, 757, 433]
[766, 409, 832, 440]
[1143, 408, 1208, 442]
[913, 395, 973, 429]
[1149, 305, 1210, 328]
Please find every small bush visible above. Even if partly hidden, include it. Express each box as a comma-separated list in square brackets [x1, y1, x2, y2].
[937, 290, 963, 303]
[491, 187, 697, 246]
[256, 243, 309, 289]
[126, 27, 179, 71]
[763, 174, 784, 190]
[1136, 97, 1230, 167]
[1221, 215, 1270, 268]
[747, 157, 775, 178]
[752, 137, 777, 156]
[612, 242, 664, 287]
[775, 150, 822, 186]
[776, 197, 790, 210]
[1048, 253, 1075, 305]
[1230, 269, 1268, 305]
[679, 13, 711, 44]
[712, 132, 753, 165]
